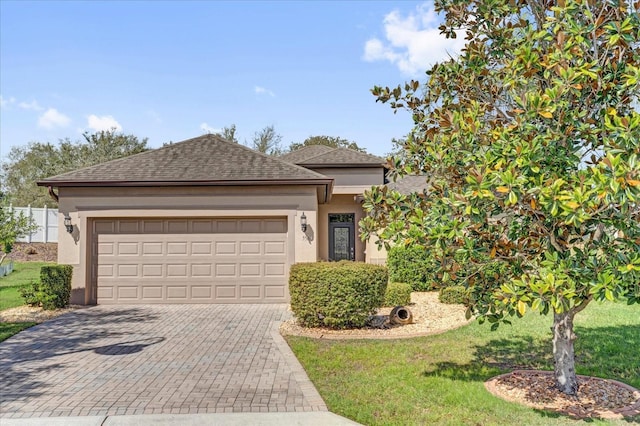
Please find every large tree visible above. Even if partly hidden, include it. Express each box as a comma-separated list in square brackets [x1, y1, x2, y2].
[360, 0, 639, 395]
[1, 130, 148, 207]
[288, 135, 366, 152]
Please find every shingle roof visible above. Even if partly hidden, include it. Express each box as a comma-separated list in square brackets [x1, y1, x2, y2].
[386, 175, 430, 195]
[280, 146, 385, 167]
[38, 134, 332, 186]
[278, 145, 334, 164]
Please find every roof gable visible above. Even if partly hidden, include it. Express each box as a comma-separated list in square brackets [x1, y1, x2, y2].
[279, 145, 335, 164]
[280, 146, 385, 167]
[38, 135, 331, 186]
[386, 175, 429, 195]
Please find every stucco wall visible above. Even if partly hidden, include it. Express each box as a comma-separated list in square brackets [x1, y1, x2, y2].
[365, 235, 388, 265]
[310, 167, 384, 186]
[57, 185, 319, 304]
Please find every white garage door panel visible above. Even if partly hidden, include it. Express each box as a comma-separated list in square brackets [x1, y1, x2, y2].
[93, 218, 288, 304]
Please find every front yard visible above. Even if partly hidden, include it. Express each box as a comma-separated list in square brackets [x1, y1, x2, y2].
[2, 258, 638, 423]
[0, 261, 54, 341]
[287, 301, 640, 425]
[0, 261, 54, 311]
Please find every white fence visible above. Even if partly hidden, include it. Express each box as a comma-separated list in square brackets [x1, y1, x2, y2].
[8, 205, 59, 243]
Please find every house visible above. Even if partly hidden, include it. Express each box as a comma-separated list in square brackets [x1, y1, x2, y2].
[37, 134, 389, 305]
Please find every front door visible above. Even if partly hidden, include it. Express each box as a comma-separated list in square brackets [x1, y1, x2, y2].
[328, 213, 355, 261]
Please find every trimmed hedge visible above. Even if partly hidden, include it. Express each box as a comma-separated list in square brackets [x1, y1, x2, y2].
[387, 246, 437, 291]
[289, 261, 388, 329]
[384, 282, 412, 307]
[439, 285, 467, 305]
[21, 265, 73, 310]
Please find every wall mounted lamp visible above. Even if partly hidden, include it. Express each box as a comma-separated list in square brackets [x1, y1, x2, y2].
[300, 212, 307, 232]
[64, 214, 74, 234]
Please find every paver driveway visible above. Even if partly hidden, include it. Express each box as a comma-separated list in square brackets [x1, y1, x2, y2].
[0, 304, 326, 419]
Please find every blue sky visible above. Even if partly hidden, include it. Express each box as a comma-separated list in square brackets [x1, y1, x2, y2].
[1, 1, 464, 160]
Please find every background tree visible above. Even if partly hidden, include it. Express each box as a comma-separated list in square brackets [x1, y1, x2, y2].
[217, 124, 238, 143]
[360, 0, 639, 395]
[251, 125, 283, 156]
[288, 135, 366, 152]
[1, 130, 148, 207]
[0, 207, 38, 265]
[76, 130, 148, 167]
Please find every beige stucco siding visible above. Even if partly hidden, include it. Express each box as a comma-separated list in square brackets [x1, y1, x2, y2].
[57, 185, 318, 304]
[310, 167, 384, 186]
[365, 235, 388, 265]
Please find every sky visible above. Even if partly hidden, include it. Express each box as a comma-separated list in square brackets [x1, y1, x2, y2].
[0, 1, 465, 160]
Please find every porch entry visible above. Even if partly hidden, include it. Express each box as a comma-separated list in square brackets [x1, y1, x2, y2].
[328, 213, 355, 261]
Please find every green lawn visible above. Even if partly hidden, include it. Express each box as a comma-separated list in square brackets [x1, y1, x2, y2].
[0, 261, 54, 311]
[287, 300, 640, 425]
[0, 262, 53, 342]
[0, 322, 36, 342]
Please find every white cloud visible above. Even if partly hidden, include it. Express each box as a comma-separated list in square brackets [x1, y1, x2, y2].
[255, 86, 276, 97]
[0, 95, 16, 109]
[87, 114, 122, 132]
[38, 108, 71, 129]
[18, 100, 43, 111]
[200, 122, 220, 134]
[363, 2, 465, 76]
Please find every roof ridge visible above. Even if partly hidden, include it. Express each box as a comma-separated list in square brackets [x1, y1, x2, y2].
[292, 147, 338, 163]
[217, 136, 330, 179]
[37, 134, 332, 184]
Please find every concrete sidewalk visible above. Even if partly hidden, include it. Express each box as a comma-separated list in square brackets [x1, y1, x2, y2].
[1, 412, 362, 425]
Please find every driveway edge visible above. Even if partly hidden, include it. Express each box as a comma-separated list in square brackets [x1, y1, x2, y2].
[269, 321, 328, 411]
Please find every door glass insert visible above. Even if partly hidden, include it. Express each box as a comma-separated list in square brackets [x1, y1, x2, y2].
[333, 227, 350, 261]
[328, 213, 355, 261]
[329, 213, 355, 223]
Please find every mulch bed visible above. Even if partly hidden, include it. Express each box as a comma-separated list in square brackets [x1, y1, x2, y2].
[485, 370, 640, 420]
[6, 242, 57, 262]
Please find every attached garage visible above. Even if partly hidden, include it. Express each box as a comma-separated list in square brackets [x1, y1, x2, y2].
[92, 218, 289, 304]
[38, 135, 332, 305]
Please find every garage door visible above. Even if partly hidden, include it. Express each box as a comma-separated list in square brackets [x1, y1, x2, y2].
[92, 218, 289, 304]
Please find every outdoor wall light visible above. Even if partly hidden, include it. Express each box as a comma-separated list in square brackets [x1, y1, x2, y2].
[64, 214, 73, 234]
[300, 212, 307, 232]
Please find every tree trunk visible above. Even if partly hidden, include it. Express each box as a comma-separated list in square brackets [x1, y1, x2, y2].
[552, 310, 579, 395]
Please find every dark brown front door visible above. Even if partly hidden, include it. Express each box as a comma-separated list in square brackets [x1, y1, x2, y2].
[328, 213, 355, 261]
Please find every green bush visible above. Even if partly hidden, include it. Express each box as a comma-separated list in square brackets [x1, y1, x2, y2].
[19, 280, 41, 307]
[387, 246, 438, 291]
[384, 282, 412, 307]
[289, 261, 388, 329]
[439, 285, 467, 305]
[20, 265, 73, 310]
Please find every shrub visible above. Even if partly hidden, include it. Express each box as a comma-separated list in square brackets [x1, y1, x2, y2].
[439, 285, 467, 305]
[20, 280, 41, 306]
[384, 282, 412, 307]
[289, 261, 388, 329]
[387, 246, 437, 291]
[20, 265, 73, 310]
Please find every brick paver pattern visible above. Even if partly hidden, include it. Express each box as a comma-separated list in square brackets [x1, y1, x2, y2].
[0, 304, 326, 418]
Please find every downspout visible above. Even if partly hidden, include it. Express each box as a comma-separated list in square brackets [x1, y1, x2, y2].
[47, 186, 59, 202]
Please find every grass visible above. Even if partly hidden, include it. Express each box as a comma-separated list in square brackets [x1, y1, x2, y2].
[0, 262, 54, 341]
[0, 261, 54, 311]
[0, 322, 36, 342]
[287, 300, 640, 425]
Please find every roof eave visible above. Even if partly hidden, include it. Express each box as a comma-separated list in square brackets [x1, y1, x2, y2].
[37, 178, 333, 188]
[298, 163, 386, 168]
